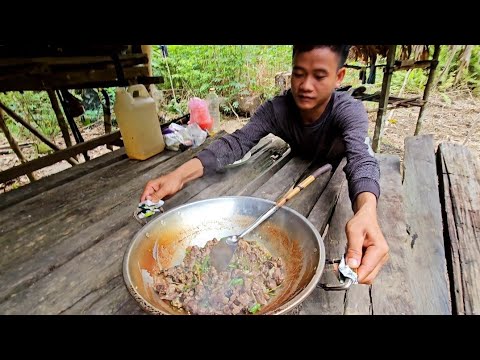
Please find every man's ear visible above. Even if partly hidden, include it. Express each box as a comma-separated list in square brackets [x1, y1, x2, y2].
[336, 67, 346, 87]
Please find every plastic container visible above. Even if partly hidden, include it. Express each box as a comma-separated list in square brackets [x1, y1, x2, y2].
[188, 97, 213, 131]
[206, 87, 221, 133]
[114, 84, 165, 160]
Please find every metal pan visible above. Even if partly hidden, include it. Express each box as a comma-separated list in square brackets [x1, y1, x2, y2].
[123, 196, 350, 315]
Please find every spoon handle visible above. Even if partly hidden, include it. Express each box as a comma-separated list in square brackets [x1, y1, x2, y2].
[276, 164, 332, 207]
[239, 164, 332, 239]
[238, 204, 281, 239]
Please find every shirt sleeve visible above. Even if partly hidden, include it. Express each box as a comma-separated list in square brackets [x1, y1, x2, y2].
[337, 99, 381, 205]
[196, 100, 279, 174]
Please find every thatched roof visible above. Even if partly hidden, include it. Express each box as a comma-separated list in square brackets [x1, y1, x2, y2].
[350, 45, 432, 62]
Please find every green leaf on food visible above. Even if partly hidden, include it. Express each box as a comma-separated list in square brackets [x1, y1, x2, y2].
[248, 303, 261, 314]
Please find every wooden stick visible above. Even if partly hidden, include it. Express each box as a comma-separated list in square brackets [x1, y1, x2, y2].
[0, 142, 32, 151]
[415, 45, 441, 136]
[0, 100, 78, 166]
[100, 89, 113, 150]
[0, 108, 36, 182]
[372, 45, 397, 152]
[47, 89, 73, 148]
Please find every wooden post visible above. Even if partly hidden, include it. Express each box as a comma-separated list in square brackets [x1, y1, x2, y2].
[414, 45, 441, 136]
[141, 45, 155, 94]
[100, 89, 113, 150]
[47, 89, 73, 148]
[0, 100, 78, 166]
[0, 108, 36, 182]
[372, 45, 397, 153]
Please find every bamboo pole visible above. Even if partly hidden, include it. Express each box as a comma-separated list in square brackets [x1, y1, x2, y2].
[0, 108, 36, 182]
[415, 45, 441, 136]
[372, 45, 397, 153]
[0, 100, 78, 166]
[47, 89, 73, 148]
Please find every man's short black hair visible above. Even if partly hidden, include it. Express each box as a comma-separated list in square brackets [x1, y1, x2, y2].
[292, 45, 351, 68]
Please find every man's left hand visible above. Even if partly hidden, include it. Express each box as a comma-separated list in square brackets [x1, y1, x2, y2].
[345, 192, 389, 284]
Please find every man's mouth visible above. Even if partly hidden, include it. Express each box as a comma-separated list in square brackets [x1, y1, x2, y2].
[298, 95, 315, 102]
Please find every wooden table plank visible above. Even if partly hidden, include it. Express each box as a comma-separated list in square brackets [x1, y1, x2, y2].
[438, 142, 480, 315]
[252, 157, 312, 201]
[306, 158, 347, 237]
[0, 131, 122, 184]
[0, 148, 126, 211]
[0, 221, 138, 314]
[300, 182, 350, 315]
[371, 154, 415, 315]
[62, 275, 145, 315]
[403, 135, 451, 314]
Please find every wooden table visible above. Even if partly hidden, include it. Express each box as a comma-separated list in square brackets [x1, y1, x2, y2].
[1, 132, 478, 315]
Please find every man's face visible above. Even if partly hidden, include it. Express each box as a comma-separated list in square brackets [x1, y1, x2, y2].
[291, 47, 345, 115]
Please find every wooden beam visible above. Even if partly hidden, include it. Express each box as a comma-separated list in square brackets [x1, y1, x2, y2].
[372, 45, 397, 153]
[0, 100, 78, 166]
[0, 131, 122, 184]
[415, 45, 441, 135]
[0, 66, 162, 92]
[0, 54, 148, 69]
[0, 108, 36, 182]
[394, 59, 435, 71]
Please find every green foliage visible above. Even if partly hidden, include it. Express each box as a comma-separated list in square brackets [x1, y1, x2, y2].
[151, 45, 292, 116]
[0, 91, 60, 140]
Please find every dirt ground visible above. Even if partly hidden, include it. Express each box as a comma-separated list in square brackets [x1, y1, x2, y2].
[1, 90, 478, 194]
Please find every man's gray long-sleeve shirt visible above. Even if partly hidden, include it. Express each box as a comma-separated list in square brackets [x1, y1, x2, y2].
[196, 90, 380, 204]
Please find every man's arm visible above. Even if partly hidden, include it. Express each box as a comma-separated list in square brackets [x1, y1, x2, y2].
[337, 99, 388, 284]
[196, 100, 279, 174]
[141, 100, 279, 201]
[338, 100, 380, 203]
[346, 192, 389, 284]
[141, 158, 204, 202]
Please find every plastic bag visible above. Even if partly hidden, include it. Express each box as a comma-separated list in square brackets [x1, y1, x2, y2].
[163, 123, 207, 151]
[188, 97, 213, 131]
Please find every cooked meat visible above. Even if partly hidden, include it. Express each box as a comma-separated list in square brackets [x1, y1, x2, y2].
[153, 238, 285, 315]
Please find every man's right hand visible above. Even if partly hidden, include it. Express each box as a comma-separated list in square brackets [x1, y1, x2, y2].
[140, 158, 204, 202]
[141, 172, 184, 202]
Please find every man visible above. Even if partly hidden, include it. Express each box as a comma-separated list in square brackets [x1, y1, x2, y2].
[141, 45, 389, 284]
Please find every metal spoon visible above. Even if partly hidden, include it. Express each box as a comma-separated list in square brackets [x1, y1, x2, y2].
[210, 163, 332, 271]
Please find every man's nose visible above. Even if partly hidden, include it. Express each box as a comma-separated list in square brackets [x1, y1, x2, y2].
[300, 76, 314, 91]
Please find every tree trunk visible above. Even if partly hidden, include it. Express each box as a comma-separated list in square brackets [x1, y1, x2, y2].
[434, 45, 459, 89]
[454, 45, 473, 86]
